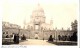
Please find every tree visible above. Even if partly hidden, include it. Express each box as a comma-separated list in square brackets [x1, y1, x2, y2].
[70, 20, 77, 41]
[71, 20, 77, 32]
[70, 32, 77, 41]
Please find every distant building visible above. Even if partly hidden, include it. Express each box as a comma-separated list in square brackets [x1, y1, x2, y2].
[21, 4, 74, 39]
[2, 21, 21, 29]
[71, 20, 77, 32]
[2, 21, 21, 36]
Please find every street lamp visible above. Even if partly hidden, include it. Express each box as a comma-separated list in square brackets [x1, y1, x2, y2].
[55, 27, 57, 42]
[28, 25, 30, 39]
[28, 28, 30, 39]
[41, 27, 44, 41]
[43, 29, 44, 41]
[18, 28, 20, 34]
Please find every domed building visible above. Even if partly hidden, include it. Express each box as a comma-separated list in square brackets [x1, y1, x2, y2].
[2, 4, 75, 40]
[23, 4, 53, 39]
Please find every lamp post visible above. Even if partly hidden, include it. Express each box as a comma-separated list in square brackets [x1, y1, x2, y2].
[41, 27, 44, 41]
[18, 28, 20, 34]
[29, 30, 30, 39]
[55, 27, 57, 42]
[56, 29, 57, 42]
[28, 25, 29, 38]
[43, 29, 44, 41]
[28, 25, 30, 39]
[28, 27, 30, 39]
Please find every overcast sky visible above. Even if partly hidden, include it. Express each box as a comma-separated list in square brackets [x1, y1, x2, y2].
[2, 0, 78, 30]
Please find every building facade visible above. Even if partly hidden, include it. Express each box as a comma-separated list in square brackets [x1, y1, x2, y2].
[23, 4, 53, 39]
[2, 4, 75, 40]
[22, 4, 74, 40]
[2, 21, 21, 38]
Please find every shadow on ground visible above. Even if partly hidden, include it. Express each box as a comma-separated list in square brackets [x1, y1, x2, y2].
[2, 40, 27, 45]
[47, 41, 77, 46]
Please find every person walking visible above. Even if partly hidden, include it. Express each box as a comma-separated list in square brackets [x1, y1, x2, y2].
[13, 34, 16, 44]
[16, 34, 19, 44]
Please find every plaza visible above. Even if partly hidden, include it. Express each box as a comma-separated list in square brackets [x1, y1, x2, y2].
[19, 39, 55, 45]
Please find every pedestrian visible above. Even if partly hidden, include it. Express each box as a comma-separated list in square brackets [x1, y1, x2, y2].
[16, 34, 19, 44]
[13, 34, 16, 44]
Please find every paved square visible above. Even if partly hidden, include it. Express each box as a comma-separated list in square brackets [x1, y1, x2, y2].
[19, 39, 56, 45]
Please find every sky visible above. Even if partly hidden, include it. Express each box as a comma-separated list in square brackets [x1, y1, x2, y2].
[2, 0, 78, 30]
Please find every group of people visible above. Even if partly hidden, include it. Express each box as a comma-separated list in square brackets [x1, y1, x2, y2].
[21, 34, 26, 40]
[48, 35, 53, 42]
[48, 32, 77, 42]
[58, 32, 77, 41]
[58, 35, 69, 41]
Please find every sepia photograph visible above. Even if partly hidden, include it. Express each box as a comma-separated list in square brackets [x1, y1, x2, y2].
[2, 0, 79, 47]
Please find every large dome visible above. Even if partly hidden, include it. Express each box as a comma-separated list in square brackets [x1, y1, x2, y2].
[31, 4, 45, 17]
[31, 4, 45, 24]
[33, 4, 44, 13]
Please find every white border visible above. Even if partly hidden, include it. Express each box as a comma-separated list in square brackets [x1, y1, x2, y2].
[0, 0, 79, 48]
[0, 0, 2, 48]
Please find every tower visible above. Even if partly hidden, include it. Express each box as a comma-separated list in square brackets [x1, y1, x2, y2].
[50, 18, 53, 25]
[50, 17, 53, 30]
[23, 16, 26, 29]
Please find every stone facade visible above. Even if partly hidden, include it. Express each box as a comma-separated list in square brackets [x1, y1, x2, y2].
[2, 27, 74, 40]
[2, 21, 74, 40]
[23, 4, 54, 39]
[2, 4, 75, 40]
